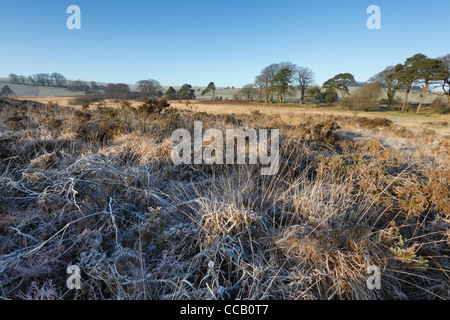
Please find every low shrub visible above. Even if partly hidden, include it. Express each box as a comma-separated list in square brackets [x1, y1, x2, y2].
[356, 117, 393, 129]
[69, 95, 105, 107]
[137, 99, 170, 118]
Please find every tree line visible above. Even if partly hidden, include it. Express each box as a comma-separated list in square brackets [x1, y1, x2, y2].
[369, 53, 450, 113]
[8, 52, 448, 113]
[85, 80, 199, 101]
[7, 73, 201, 101]
[235, 53, 450, 113]
[7, 72, 200, 101]
[9, 73, 68, 87]
[237, 62, 341, 106]
[136, 80, 197, 100]
[8, 72, 111, 94]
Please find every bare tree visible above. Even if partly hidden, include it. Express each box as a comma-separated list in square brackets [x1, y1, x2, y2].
[34, 73, 51, 86]
[18, 76, 26, 84]
[137, 79, 163, 98]
[105, 83, 130, 100]
[8, 74, 19, 83]
[256, 62, 297, 103]
[295, 66, 315, 104]
[254, 75, 266, 102]
[51, 73, 67, 87]
[27, 76, 35, 85]
[255, 73, 270, 103]
[239, 84, 258, 102]
[68, 80, 88, 92]
[258, 64, 278, 103]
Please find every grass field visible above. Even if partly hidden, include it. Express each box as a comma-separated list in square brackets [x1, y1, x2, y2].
[0, 96, 449, 300]
[171, 101, 450, 131]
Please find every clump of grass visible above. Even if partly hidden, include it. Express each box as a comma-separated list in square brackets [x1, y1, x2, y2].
[137, 98, 171, 117]
[249, 109, 263, 118]
[430, 98, 450, 114]
[425, 121, 448, 127]
[68, 95, 105, 107]
[299, 120, 341, 145]
[45, 118, 63, 131]
[356, 117, 393, 129]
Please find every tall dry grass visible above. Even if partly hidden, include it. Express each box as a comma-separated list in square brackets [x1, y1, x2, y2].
[0, 97, 448, 300]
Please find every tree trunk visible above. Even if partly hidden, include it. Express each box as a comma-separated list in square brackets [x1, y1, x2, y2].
[300, 87, 305, 104]
[417, 84, 429, 114]
[401, 88, 410, 112]
[447, 94, 450, 107]
[387, 89, 395, 107]
[388, 95, 394, 107]
[340, 86, 345, 101]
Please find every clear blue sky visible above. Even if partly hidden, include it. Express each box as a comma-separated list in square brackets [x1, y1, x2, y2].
[0, 0, 449, 87]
